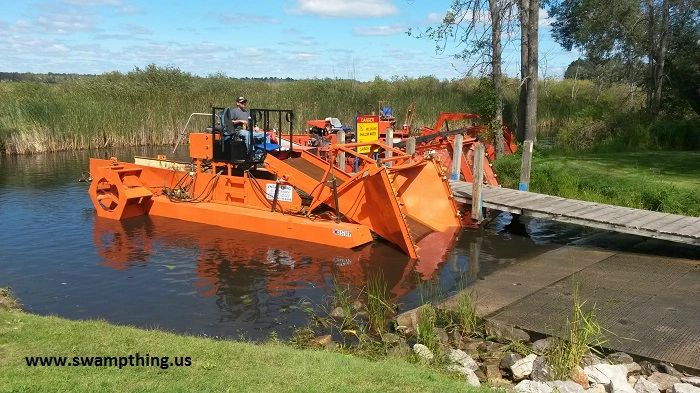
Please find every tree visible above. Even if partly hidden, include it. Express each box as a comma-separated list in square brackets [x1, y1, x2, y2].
[547, 0, 699, 116]
[411, 0, 515, 158]
[517, 0, 539, 191]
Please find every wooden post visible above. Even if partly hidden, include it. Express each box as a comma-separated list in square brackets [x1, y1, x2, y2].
[385, 127, 393, 167]
[451, 133, 463, 180]
[518, 139, 533, 191]
[471, 142, 485, 222]
[406, 136, 416, 163]
[337, 130, 345, 170]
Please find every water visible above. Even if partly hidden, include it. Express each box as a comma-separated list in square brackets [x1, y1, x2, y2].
[1, 148, 697, 339]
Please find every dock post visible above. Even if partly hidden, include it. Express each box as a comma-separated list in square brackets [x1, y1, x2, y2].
[519, 139, 533, 191]
[451, 133, 463, 180]
[406, 136, 416, 163]
[385, 127, 393, 167]
[471, 142, 485, 222]
[337, 130, 346, 170]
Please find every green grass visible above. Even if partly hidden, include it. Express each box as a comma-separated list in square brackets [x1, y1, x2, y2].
[494, 150, 700, 216]
[453, 291, 478, 337]
[0, 65, 646, 154]
[545, 284, 606, 380]
[0, 309, 485, 393]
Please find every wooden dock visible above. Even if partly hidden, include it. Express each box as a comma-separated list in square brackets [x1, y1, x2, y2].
[450, 181, 700, 246]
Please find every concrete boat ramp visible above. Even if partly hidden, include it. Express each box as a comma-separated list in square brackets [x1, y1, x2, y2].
[442, 246, 700, 370]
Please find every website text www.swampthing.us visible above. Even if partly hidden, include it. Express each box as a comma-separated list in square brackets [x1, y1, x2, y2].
[25, 353, 192, 369]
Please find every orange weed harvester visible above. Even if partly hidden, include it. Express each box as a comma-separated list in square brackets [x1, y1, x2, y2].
[89, 107, 462, 260]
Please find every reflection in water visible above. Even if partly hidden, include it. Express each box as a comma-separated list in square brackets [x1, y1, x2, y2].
[2, 148, 697, 340]
[92, 216, 419, 311]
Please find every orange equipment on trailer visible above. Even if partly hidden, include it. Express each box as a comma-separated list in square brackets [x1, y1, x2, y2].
[88, 107, 462, 260]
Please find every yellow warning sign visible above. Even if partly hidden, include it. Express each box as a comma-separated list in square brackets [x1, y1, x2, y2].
[356, 115, 379, 154]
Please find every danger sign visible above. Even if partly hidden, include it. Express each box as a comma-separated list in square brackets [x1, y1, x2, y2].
[356, 115, 379, 154]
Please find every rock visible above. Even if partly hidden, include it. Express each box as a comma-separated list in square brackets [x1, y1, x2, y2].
[611, 376, 637, 393]
[588, 384, 607, 393]
[585, 363, 632, 393]
[477, 340, 502, 353]
[329, 306, 345, 319]
[624, 363, 643, 375]
[412, 343, 434, 362]
[515, 380, 554, 393]
[659, 363, 685, 379]
[571, 365, 591, 389]
[531, 338, 553, 354]
[462, 339, 481, 355]
[635, 377, 662, 393]
[484, 360, 502, 381]
[648, 372, 682, 392]
[630, 376, 640, 386]
[484, 319, 531, 343]
[351, 300, 364, 311]
[435, 328, 449, 345]
[448, 349, 479, 371]
[511, 354, 538, 380]
[395, 308, 419, 333]
[584, 364, 623, 385]
[446, 364, 481, 387]
[672, 384, 700, 393]
[451, 330, 463, 347]
[388, 341, 411, 358]
[547, 380, 587, 393]
[640, 361, 661, 376]
[607, 352, 635, 365]
[681, 377, 700, 388]
[311, 334, 333, 348]
[380, 332, 401, 346]
[465, 368, 482, 387]
[501, 352, 523, 370]
[531, 356, 553, 382]
[582, 352, 605, 367]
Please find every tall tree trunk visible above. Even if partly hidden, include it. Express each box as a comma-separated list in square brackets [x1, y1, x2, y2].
[652, 0, 669, 115]
[525, 0, 539, 141]
[646, 0, 656, 111]
[517, 0, 529, 142]
[490, 0, 505, 158]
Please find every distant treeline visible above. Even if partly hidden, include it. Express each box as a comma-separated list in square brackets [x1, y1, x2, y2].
[0, 65, 697, 154]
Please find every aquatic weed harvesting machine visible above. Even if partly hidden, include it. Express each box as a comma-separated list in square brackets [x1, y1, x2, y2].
[88, 107, 464, 259]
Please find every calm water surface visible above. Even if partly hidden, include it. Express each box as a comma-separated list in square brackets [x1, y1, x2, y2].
[1, 148, 697, 339]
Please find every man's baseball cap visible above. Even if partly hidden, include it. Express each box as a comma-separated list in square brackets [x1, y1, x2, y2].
[236, 96, 247, 103]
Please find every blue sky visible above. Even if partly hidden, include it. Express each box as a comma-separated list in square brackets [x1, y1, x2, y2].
[0, 0, 579, 80]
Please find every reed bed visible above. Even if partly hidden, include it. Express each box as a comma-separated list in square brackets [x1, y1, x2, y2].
[0, 66, 638, 154]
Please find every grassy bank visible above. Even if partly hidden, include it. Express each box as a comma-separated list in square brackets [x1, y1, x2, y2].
[494, 150, 700, 216]
[0, 66, 646, 154]
[0, 307, 481, 392]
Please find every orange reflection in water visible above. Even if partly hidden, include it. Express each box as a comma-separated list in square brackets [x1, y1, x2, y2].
[92, 216, 458, 300]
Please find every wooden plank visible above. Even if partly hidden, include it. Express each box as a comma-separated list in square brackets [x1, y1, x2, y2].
[553, 202, 604, 216]
[576, 206, 632, 222]
[624, 212, 671, 228]
[488, 192, 545, 206]
[677, 223, 700, 237]
[639, 214, 688, 231]
[657, 217, 700, 234]
[526, 197, 580, 212]
[593, 207, 648, 223]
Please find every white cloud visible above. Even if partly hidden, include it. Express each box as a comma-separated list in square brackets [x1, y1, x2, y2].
[294, 0, 398, 18]
[539, 9, 553, 27]
[353, 25, 405, 36]
[36, 13, 98, 33]
[426, 12, 442, 23]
